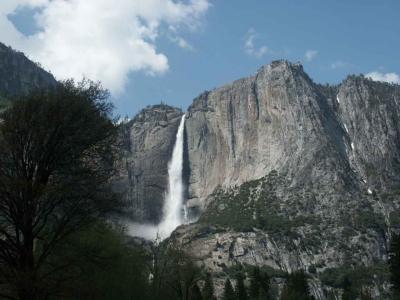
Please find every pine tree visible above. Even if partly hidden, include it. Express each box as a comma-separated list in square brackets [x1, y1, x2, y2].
[389, 233, 400, 299]
[236, 273, 248, 300]
[280, 271, 311, 300]
[223, 278, 236, 300]
[202, 273, 215, 300]
[249, 267, 261, 299]
[259, 270, 270, 299]
[342, 276, 356, 300]
[248, 267, 270, 299]
[190, 283, 203, 300]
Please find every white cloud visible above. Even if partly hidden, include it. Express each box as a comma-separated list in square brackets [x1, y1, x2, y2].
[1, 0, 210, 93]
[365, 71, 400, 84]
[169, 35, 194, 51]
[331, 60, 348, 69]
[244, 28, 268, 59]
[304, 50, 318, 62]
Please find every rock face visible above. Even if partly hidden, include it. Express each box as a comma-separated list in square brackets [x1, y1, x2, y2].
[337, 77, 400, 191]
[177, 61, 400, 299]
[185, 61, 355, 210]
[115, 105, 183, 223]
[0, 42, 56, 100]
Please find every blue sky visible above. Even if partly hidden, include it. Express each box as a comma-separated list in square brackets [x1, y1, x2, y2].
[4, 0, 400, 117]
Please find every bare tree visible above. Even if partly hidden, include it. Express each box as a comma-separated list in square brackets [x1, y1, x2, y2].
[0, 80, 119, 300]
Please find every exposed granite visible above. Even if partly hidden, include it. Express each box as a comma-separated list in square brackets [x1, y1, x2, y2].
[115, 105, 184, 223]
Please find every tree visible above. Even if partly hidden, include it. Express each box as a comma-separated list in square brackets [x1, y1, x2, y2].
[236, 273, 248, 300]
[149, 241, 202, 300]
[249, 267, 261, 299]
[389, 233, 400, 299]
[280, 271, 312, 300]
[259, 270, 270, 299]
[0, 80, 119, 300]
[341, 276, 356, 300]
[249, 266, 270, 299]
[359, 288, 373, 300]
[51, 221, 149, 299]
[223, 278, 236, 300]
[202, 273, 215, 300]
[190, 284, 203, 300]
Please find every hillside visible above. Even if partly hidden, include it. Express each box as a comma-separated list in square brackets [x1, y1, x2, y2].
[0, 42, 56, 105]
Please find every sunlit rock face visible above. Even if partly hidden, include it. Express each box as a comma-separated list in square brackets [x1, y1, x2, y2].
[185, 61, 355, 211]
[174, 61, 400, 299]
[115, 104, 184, 223]
[337, 76, 400, 191]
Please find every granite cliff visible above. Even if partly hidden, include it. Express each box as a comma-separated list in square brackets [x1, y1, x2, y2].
[117, 61, 400, 298]
[172, 61, 400, 298]
[115, 105, 184, 223]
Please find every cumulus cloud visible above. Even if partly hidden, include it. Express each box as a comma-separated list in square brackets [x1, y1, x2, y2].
[304, 50, 318, 62]
[1, 0, 210, 93]
[365, 71, 400, 84]
[244, 28, 268, 59]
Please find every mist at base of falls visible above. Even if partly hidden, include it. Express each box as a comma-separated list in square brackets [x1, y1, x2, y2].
[127, 115, 187, 241]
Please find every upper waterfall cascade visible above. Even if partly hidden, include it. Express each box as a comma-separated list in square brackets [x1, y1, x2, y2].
[158, 115, 186, 238]
[128, 115, 186, 240]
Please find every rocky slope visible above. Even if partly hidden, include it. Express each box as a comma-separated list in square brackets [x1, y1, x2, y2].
[0, 42, 56, 102]
[115, 105, 183, 223]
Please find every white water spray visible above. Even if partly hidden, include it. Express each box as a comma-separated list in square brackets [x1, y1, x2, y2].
[158, 115, 186, 238]
[128, 115, 186, 240]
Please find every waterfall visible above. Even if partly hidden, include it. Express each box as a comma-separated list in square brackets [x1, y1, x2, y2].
[127, 115, 186, 240]
[158, 115, 186, 238]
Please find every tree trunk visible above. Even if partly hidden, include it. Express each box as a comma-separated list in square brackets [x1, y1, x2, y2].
[18, 229, 37, 300]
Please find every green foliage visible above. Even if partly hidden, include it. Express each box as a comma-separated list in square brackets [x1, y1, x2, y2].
[359, 288, 373, 300]
[200, 171, 319, 236]
[235, 273, 248, 300]
[390, 210, 400, 227]
[47, 222, 149, 299]
[389, 233, 400, 299]
[249, 267, 261, 299]
[31, 222, 206, 300]
[0, 94, 10, 112]
[190, 284, 203, 300]
[341, 276, 356, 300]
[149, 242, 203, 300]
[308, 265, 317, 274]
[249, 266, 270, 300]
[223, 279, 236, 300]
[280, 271, 312, 300]
[202, 273, 215, 300]
[0, 80, 119, 300]
[320, 263, 389, 298]
[352, 209, 386, 233]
